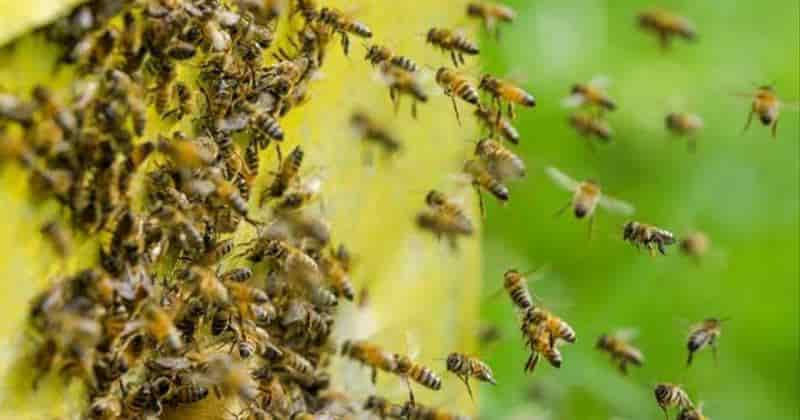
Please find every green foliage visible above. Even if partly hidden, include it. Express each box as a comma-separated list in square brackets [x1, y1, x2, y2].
[478, 1, 799, 419]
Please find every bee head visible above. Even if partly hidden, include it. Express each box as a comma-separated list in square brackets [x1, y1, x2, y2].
[152, 376, 172, 399]
[654, 384, 670, 401]
[574, 204, 588, 218]
[759, 113, 774, 125]
[595, 334, 610, 348]
[570, 84, 584, 95]
[445, 353, 460, 370]
[503, 269, 520, 286]
[425, 189, 445, 207]
[665, 112, 678, 127]
[623, 221, 637, 240]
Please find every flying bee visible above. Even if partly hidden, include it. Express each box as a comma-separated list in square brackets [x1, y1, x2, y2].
[425, 189, 473, 233]
[569, 112, 613, 144]
[262, 145, 303, 204]
[467, 2, 515, 38]
[272, 174, 323, 213]
[196, 354, 258, 402]
[741, 85, 796, 138]
[679, 231, 711, 262]
[463, 159, 508, 215]
[210, 171, 253, 222]
[638, 8, 696, 49]
[157, 133, 216, 169]
[416, 209, 474, 250]
[475, 137, 526, 181]
[379, 62, 428, 118]
[563, 77, 616, 112]
[351, 111, 402, 157]
[478, 74, 536, 119]
[503, 268, 548, 312]
[523, 322, 563, 373]
[317, 7, 372, 56]
[653, 383, 693, 420]
[426, 27, 479, 67]
[40, 220, 72, 258]
[595, 329, 644, 375]
[141, 303, 183, 352]
[316, 247, 355, 300]
[436, 67, 480, 124]
[364, 43, 418, 72]
[545, 166, 635, 235]
[445, 352, 497, 400]
[341, 340, 397, 383]
[622, 221, 676, 256]
[392, 353, 442, 404]
[474, 106, 520, 144]
[364, 395, 404, 419]
[256, 239, 320, 284]
[523, 306, 577, 346]
[666, 112, 703, 151]
[401, 401, 470, 420]
[677, 404, 710, 420]
[686, 317, 726, 366]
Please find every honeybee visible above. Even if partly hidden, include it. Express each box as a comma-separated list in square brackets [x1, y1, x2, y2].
[742, 85, 793, 138]
[364, 395, 404, 419]
[686, 317, 725, 366]
[638, 9, 696, 49]
[503, 268, 547, 312]
[273, 174, 324, 213]
[416, 209, 474, 250]
[563, 77, 616, 112]
[294, 0, 319, 21]
[122, 378, 163, 417]
[87, 392, 123, 419]
[523, 323, 563, 374]
[258, 239, 320, 282]
[475, 137, 526, 181]
[463, 159, 508, 215]
[467, 2, 515, 38]
[595, 330, 644, 375]
[522, 306, 577, 346]
[364, 43, 418, 72]
[41, 220, 72, 258]
[568, 112, 613, 144]
[653, 383, 693, 420]
[316, 247, 355, 300]
[392, 353, 442, 403]
[317, 7, 372, 56]
[379, 63, 428, 118]
[0, 92, 34, 126]
[141, 303, 183, 352]
[220, 267, 254, 283]
[196, 353, 258, 401]
[262, 145, 303, 204]
[341, 340, 397, 383]
[351, 111, 402, 157]
[436, 67, 480, 123]
[445, 352, 496, 399]
[474, 106, 520, 144]
[401, 401, 470, 420]
[679, 231, 711, 261]
[234, 321, 282, 360]
[425, 189, 473, 233]
[163, 81, 193, 121]
[545, 166, 635, 233]
[677, 404, 709, 420]
[210, 171, 252, 222]
[478, 74, 536, 119]
[281, 347, 315, 376]
[666, 112, 703, 151]
[171, 383, 210, 405]
[622, 221, 676, 256]
[426, 28, 479, 67]
[157, 133, 216, 169]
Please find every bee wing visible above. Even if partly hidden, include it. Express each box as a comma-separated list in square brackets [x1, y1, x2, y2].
[544, 166, 579, 192]
[613, 328, 639, 342]
[561, 94, 585, 108]
[597, 194, 635, 216]
[405, 330, 421, 361]
[589, 75, 611, 89]
[487, 156, 526, 182]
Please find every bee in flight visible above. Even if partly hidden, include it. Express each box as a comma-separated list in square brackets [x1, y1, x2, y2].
[341, 340, 397, 383]
[426, 27, 479, 67]
[502, 267, 548, 312]
[686, 317, 726, 366]
[436, 67, 480, 124]
[622, 221, 676, 256]
[568, 112, 613, 146]
[677, 403, 710, 420]
[475, 137, 526, 181]
[666, 112, 704, 151]
[563, 77, 616, 113]
[545, 166, 635, 235]
[401, 400, 470, 420]
[445, 352, 496, 400]
[653, 383, 693, 420]
[466, 1, 516, 38]
[679, 231, 711, 262]
[316, 7, 372, 56]
[463, 159, 509, 216]
[364, 43, 418, 73]
[379, 62, 428, 118]
[740, 85, 796, 138]
[637, 8, 697, 49]
[351, 111, 402, 159]
[595, 329, 644, 375]
[474, 106, 520, 144]
[478, 73, 535, 120]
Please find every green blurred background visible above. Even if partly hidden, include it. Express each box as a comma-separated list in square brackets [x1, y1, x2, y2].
[476, 1, 799, 419]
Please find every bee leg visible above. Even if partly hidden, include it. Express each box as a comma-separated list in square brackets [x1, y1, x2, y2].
[404, 377, 416, 406]
[618, 361, 628, 375]
[661, 407, 669, 420]
[657, 241, 667, 255]
[587, 215, 595, 240]
[340, 33, 350, 56]
[451, 51, 459, 67]
[459, 53, 466, 66]
[460, 375, 474, 401]
[743, 110, 754, 132]
[688, 137, 697, 153]
[658, 31, 671, 50]
[474, 185, 486, 219]
[507, 103, 515, 120]
[686, 350, 694, 367]
[771, 118, 778, 138]
[710, 340, 719, 366]
[450, 96, 462, 125]
[524, 352, 539, 374]
[553, 201, 570, 217]
[371, 367, 377, 384]
[411, 100, 418, 120]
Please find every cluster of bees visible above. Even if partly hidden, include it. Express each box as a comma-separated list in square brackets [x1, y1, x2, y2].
[0, 0, 792, 419]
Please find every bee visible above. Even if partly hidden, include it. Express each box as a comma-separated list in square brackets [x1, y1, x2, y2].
[197, 354, 258, 401]
[379, 63, 428, 118]
[0, 92, 35, 126]
[686, 317, 725, 366]
[295, 0, 319, 21]
[679, 231, 711, 261]
[742, 85, 792, 138]
[568, 112, 613, 144]
[425, 189, 473, 233]
[172, 298, 204, 343]
[523, 306, 577, 346]
[523, 322, 563, 373]
[220, 267, 254, 283]
[463, 159, 508, 215]
[258, 239, 320, 283]
[466, 2, 515, 38]
[436, 67, 480, 123]
[163, 81, 193, 121]
[123, 379, 162, 417]
[445, 352, 496, 399]
[653, 383, 693, 420]
[351, 111, 402, 156]
[502, 268, 543, 312]
[41, 220, 72, 258]
[317, 7, 372, 55]
[141, 303, 183, 352]
[364, 43, 418, 72]
[677, 404, 710, 420]
[211, 308, 233, 336]
[478, 74, 536, 119]
[228, 282, 269, 322]
[595, 330, 644, 374]
[666, 112, 703, 151]
[474, 106, 520, 144]
[210, 171, 252, 222]
[638, 9, 696, 49]
[281, 347, 315, 376]
[392, 353, 442, 403]
[316, 247, 355, 300]
[564, 78, 616, 112]
[262, 145, 303, 204]
[273, 174, 323, 213]
[87, 392, 122, 419]
[622, 221, 676, 256]
[235, 322, 282, 360]
[401, 401, 470, 420]
[341, 340, 397, 383]
[364, 395, 404, 419]
[426, 27, 479, 67]
[172, 383, 210, 405]
[545, 166, 635, 233]
[157, 133, 216, 169]
[475, 137, 526, 181]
